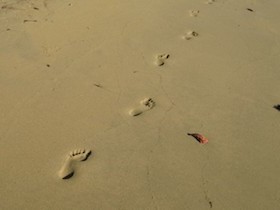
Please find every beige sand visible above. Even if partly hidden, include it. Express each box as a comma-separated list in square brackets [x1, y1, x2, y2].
[1, 0, 280, 209]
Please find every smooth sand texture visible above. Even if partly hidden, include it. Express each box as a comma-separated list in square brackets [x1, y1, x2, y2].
[1, 0, 280, 209]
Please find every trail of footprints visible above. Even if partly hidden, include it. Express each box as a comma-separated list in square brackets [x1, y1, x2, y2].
[58, 1, 217, 182]
[154, 0, 218, 68]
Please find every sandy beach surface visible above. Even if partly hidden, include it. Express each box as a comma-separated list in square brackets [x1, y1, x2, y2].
[1, 0, 280, 209]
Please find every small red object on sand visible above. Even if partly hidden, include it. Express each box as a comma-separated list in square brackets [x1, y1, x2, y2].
[187, 133, 208, 144]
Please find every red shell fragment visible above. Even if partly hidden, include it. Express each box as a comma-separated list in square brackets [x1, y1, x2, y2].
[187, 133, 208, 144]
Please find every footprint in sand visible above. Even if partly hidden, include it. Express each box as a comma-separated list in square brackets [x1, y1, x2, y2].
[205, 0, 215, 4]
[154, 53, 170, 66]
[182, 30, 199, 40]
[58, 149, 91, 179]
[189, 10, 200, 17]
[129, 98, 155, 116]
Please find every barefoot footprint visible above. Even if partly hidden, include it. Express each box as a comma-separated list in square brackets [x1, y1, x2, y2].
[129, 98, 155, 116]
[182, 30, 199, 40]
[206, 0, 215, 4]
[189, 10, 200, 17]
[58, 149, 91, 179]
[154, 53, 170, 66]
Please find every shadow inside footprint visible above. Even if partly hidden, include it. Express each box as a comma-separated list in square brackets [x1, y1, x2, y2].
[274, 104, 280, 111]
[82, 151, 92, 161]
[62, 172, 74, 179]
